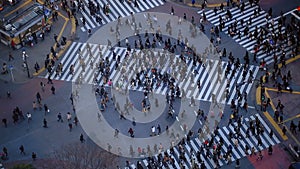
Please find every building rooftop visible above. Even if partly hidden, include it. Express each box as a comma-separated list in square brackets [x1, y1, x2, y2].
[0, 2, 50, 38]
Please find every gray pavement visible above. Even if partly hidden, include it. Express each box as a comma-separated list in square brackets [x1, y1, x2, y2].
[0, 0, 298, 168]
[75, 82, 199, 158]
[79, 10, 228, 158]
[112, 88, 167, 123]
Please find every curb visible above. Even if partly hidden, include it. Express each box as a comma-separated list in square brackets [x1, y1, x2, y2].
[33, 40, 72, 76]
[33, 8, 77, 76]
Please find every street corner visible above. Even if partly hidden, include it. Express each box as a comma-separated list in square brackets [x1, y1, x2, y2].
[247, 143, 294, 169]
[32, 5, 74, 77]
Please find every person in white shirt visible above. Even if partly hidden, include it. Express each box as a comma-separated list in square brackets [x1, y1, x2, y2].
[27, 112, 32, 123]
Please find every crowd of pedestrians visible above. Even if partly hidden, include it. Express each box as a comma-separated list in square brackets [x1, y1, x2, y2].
[136, 111, 276, 169]
[1, 0, 300, 168]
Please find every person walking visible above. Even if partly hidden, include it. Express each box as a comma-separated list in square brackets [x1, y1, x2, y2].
[67, 112, 72, 122]
[19, 145, 25, 155]
[51, 86, 55, 94]
[128, 128, 134, 137]
[282, 126, 287, 135]
[74, 116, 78, 126]
[57, 113, 63, 122]
[250, 147, 256, 157]
[2, 147, 8, 158]
[26, 112, 32, 123]
[70, 94, 74, 105]
[268, 145, 273, 155]
[54, 34, 58, 43]
[114, 129, 119, 138]
[32, 152, 37, 161]
[40, 82, 45, 92]
[80, 134, 85, 143]
[2, 118, 7, 128]
[43, 118, 48, 128]
[269, 130, 273, 137]
[157, 124, 161, 135]
[36, 92, 41, 103]
[256, 150, 263, 160]
[8, 52, 14, 61]
[257, 137, 262, 147]
[47, 74, 53, 84]
[235, 159, 240, 168]
[68, 123, 73, 132]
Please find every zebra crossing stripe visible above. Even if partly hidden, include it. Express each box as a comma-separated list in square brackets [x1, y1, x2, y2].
[136, 0, 147, 11]
[227, 124, 247, 157]
[110, 49, 128, 85]
[210, 62, 226, 100]
[188, 141, 207, 167]
[196, 137, 217, 167]
[203, 61, 220, 101]
[84, 46, 103, 82]
[237, 67, 252, 103]
[199, 136, 218, 167]
[173, 146, 189, 168]
[81, 11, 96, 29]
[182, 144, 193, 167]
[220, 127, 241, 159]
[291, 11, 300, 20]
[216, 64, 233, 103]
[198, 61, 217, 100]
[249, 116, 271, 148]
[130, 164, 136, 168]
[81, 46, 97, 83]
[214, 135, 230, 162]
[67, 45, 89, 82]
[244, 117, 264, 151]
[49, 43, 257, 104]
[59, 43, 84, 80]
[56, 42, 83, 78]
[255, 114, 280, 144]
[240, 122, 257, 151]
[166, 149, 181, 168]
[190, 140, 212, 169]
[192, 64, 206, 99]
[111, 1, 132, 17]
[231, 125, 249, 154]
[225, 66, 238, 103]
[49, 42, 79, 78]
[227, 68, 244, 104]
[202, 2, 296, 65]
[205, 134, 225, 166]
[79, 0, 164, 32]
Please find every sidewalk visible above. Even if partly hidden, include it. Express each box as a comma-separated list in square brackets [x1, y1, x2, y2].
[0, 2, 75, 84]
[256, 56, 300, 148]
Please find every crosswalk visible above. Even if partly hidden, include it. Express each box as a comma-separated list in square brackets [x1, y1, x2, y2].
[79, 0, 165, 32]
[291, 10, 300, 20]
[199, 2, 296, 65]
[127, 113, 281, 169]
[45, 42, 259, 104]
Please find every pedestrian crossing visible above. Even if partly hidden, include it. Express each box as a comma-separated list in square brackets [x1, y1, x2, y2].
[127, 113, 281, 169]
[45, 42, 259, 104]
[199, 2, 295, 65]
[291, 10, 300, 21]
[79, 0, 165, 32]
